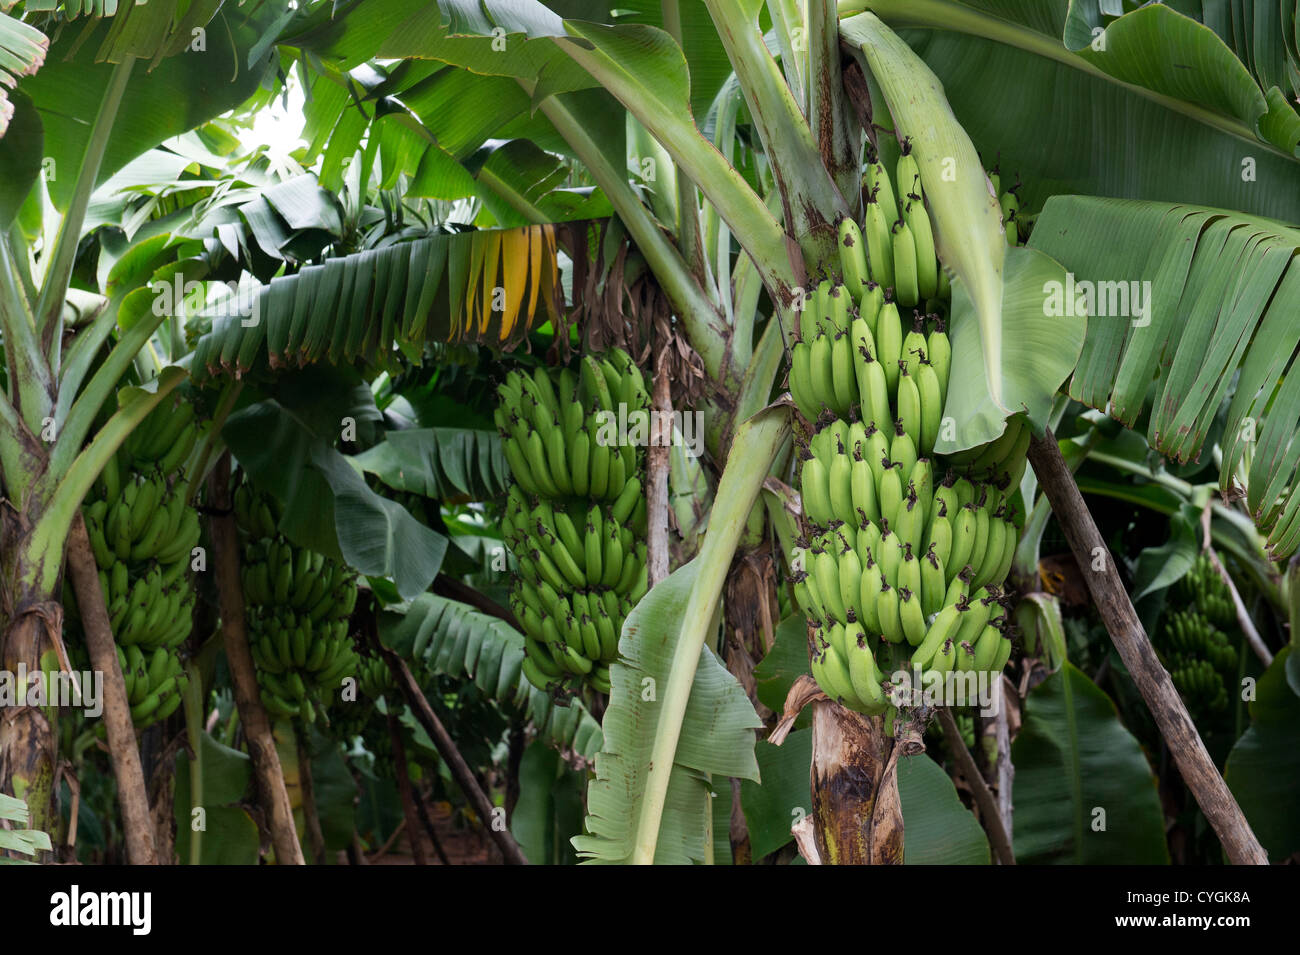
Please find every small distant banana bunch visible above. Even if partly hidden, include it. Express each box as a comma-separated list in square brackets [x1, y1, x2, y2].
[788, 140, 1031, 718]
[495, 351, 650, 694]
[1157, 553, 1240, 717]
[357, 655, 396, 700]
[78, 396, 203, 728]
[116, 645, 188, 729]
[989, 168, 1025, 246]
[235, 484, 360, 724]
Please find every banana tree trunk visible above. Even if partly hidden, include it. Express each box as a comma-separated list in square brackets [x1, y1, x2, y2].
[0, 504, 63, 850]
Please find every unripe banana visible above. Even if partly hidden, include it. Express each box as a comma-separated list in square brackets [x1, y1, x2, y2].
[876, 302, 902, 395]
[846, 628, 888, 714]
[878, 464, 904, 534]
[857, 556, 883, 634]
[890, 424, 918, 488]
[898, 586, 927, 646]
[897, 368, 923, 449]
[915, 359, 943, 456]
[927, 320, 951, 407]
[839, 216, 872, 299]
[812, 639, 861, 709]
[850, 454, 880, 527]
[948, 505, 978, 579]
[801, 455, 835, 527]
[876, 580, 904, 645]
[891, 219, 920, 307]
[858, 283, 884, 337]
[830, 328, 856, 418]
[815, 548, 846, 623]
[862, 197, 895, 292]
[790, 342, 821, 421]
[808, 329, 837, 414]
[866, 157, 900, 226]
[905, 195, 939, 300]
[828, 450, 854, 527]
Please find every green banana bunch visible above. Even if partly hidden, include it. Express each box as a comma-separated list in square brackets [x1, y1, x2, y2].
[120, 398, 202, 473]
[1156, 552, 1242, 721]
[112, 644, 188, 730]
[236, 484, 362, 726]
[786, 136, 1034, 720]
[495, 349, 650, 694]
[989, 168, 1025, 247]
[494, 350, 649, 503]
[76, 391, 204, 685]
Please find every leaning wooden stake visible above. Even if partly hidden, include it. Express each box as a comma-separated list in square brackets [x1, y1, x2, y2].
[1027, 430, 1268, 865]
[65, 513, 157, 865]
[208, 454, 304, 865]
[386, 714, 429, 866]
[375, 642, 529, 864]
[938, 706, 1014, 865]
[298, 736, 327, 865]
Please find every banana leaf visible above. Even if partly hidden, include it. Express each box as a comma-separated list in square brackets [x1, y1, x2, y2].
[0, 792, 51, 863]
[173, 732, 260, 866]
[741, 730, 813, 861]
[510, 740, 586, 865]
[353, 426, 509, 502]
[1224, 647, 1300, 861]
[12, 6, 279, 211]
[191, 224, 563, 381]
[573, 408, 786, 864]
[573, 559, 763, 863]
[1012, 662, 1169, 864]
[380, 593, 604, 759]
[897, 753, 990, 864]
[1028, 196, 1300, 557]
[0, 13, 46, 139]
[224, 392, 448, 600]
[847, 0, 1300, 222]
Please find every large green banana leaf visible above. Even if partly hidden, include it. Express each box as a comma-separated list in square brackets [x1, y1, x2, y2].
[741, 731, 813, 861]
[0, 792, 51, 863]
[190, 224, 563, 381]
[510, 740, 586, 865]
[897, 753, 991, 864]
[1224, 647, 1300, 861]
[574, 407, 786, 864]
[10, 6, 280, 212]
[0, 13, 46, 139]
[353, 427, 509, 502]
[573, 559, 763, 863]
[380, 593, 604, 760]
[1012, 662, 1169, 864]
[223, 381, 448, 600]
[173, 732, 260, 866]
[1028, 196, 1300, 557]
[844, 0, 1300, 222]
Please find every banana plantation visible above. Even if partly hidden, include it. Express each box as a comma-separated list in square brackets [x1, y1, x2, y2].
[1, 0, 1298, 876]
